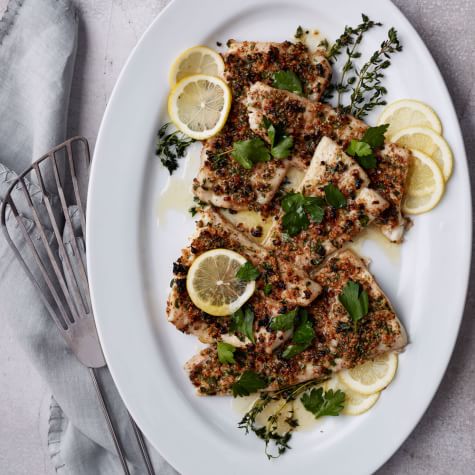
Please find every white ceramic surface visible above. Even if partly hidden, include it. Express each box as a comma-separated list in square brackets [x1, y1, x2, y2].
[86, 1, 472, 474]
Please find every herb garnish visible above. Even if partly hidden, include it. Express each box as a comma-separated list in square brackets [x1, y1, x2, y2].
[301, 387, 346, 418]
[156, 123, 195, 174]
[236, 261, 260, 282]
[232, 370, 268, 397]
[281, 192, 325, 237]
[294, 25, 305, 40]
[324, 184, 347, 208]
[346, 124, 389, 169]
[230, 138, 270, 169]
[282, 309, 315, 359]
[264, 118, 294, 159]
[271, 70, 303, 96]
[217, 341, 236, 364]
[238, 379, 321, 458]
[348, 28, 402, 118]
[323, 15, 402, 118]
[263, 283, 273, 296]
[338, 280, 369, 331]
[230, 306, 255, 343]
[269, 308, 298, 331]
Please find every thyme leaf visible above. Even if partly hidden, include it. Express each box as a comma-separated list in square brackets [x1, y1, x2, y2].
[155, 123, 195, 174]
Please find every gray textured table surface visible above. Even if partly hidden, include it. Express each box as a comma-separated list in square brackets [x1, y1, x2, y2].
[0, 1, 474, 474]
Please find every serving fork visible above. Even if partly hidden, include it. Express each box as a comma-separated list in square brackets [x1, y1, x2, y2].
[1, 137, 155, 475]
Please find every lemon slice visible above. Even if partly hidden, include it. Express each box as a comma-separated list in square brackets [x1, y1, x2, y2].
[378, 99, 442, 138]
[186, 249, 255, 316]
[324, 377, 380, 416]
[402, 149, 445, 214]
[169, 46, 225, 86]
[391, 126, 453, 180]
[168, 74, 232, 140]
[337, 352, 398, 395]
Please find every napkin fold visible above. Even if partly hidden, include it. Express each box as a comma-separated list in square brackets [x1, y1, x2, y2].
[0, 1, 177, 473]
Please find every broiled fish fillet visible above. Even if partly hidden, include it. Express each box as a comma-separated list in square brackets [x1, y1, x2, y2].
[186, 250, 407, 395]
[193, 41, 332, 210]
[263, 137, 389, 273]
[245, 82, 411, 242]
[167, 209, 321, 351]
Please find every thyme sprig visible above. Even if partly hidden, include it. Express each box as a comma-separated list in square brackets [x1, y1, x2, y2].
[156, 123, 195, 174]
[238, 379, 320, 459]
[347, 28, 403, 118]
[324, 14, 382, 102]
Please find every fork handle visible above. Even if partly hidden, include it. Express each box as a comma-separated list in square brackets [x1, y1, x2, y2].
[129, 413, 156, 475]
[89, 368, 131, 475]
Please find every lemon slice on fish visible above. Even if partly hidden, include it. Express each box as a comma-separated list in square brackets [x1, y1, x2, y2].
[169, 46, 225, 86]
[324, 377, 380, 416]
[378, 99, 442, 138]
[337, 352, 398, 395]
[186, 249, 255, 316]
[391, 126, 453, 180]
[168, 74, 232, 140]
[402, 149, 445, 214]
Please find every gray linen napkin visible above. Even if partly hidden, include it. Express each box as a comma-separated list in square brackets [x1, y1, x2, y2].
[0, 1, 178, 473]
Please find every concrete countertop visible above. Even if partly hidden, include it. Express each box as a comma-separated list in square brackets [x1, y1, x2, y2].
[0, 0, 473, 473]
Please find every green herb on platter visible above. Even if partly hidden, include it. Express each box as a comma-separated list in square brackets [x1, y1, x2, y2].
[271, 70, 303, 95]
[230, 138, 270, 169]
[346, 124, 389, 169]
[217, 341, 237, 364]
[156, 123, 195, 174]
[282, 309, 315, 359]
[301, 387, 346, 418]
[264, 118, 294, 159]
[338, 280, 369, 331]
[236, 261, 260, 282]
[324, 184, 347, 208]
[269, 308, 298, 331]
[230, 306, 255, 343]
[232, 370, 268, 397]
[263, 283, 273, 296]
[281, 192, 325, 237]
[238, 379, 321, 459]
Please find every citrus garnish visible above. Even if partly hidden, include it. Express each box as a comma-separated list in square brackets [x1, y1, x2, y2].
[337, 351, 398, 395]
[324, 377, 380, 416]
[378, 99, 442, 138]
[186, 249, 255, 316]
[168, 74, 232, 140]
[391, 126, 453, 180]
[169, 46, 225, 86]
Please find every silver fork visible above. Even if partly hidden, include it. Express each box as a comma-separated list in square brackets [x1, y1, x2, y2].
[1, 137, 155, 475]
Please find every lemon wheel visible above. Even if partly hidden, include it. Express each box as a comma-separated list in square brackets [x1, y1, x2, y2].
[391, 126, 453, 180]
[186, 249, 255, 316]
[169, 46, 225, 86]
[168, 74, 232, 140]
[378, 99, 442, 138]
[337, 352, 398, 395]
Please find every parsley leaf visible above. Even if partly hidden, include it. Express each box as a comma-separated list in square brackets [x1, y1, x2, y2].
[281, 192, 325, 237]
[301, 387, 346, 418]
[232, 371, 268, 397]
[236, 261, 260, 282]
[271, 135, 294, 159]
[270, 309, 298, 331]
[324, 184, 347, 208]
[263, 118, 294, 159]
[263, 283, 273, 296]
[231, 138, 270, 169]
[362, 124, 389, 148]
[230, 306, 255, 343]
[217, 341, 236, 364]
[338, 280, 369, 331]
[272, 70, 303, 95]
[282, 309, 315, 359]
[346, 125, 389, 170]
